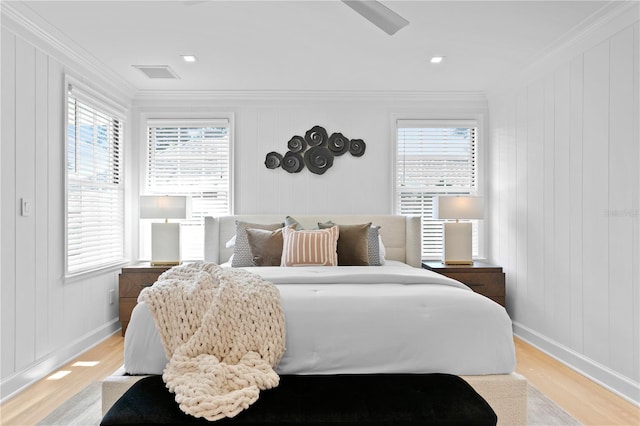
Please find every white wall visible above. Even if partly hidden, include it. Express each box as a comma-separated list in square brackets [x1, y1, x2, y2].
[131, 96, 488, 259]
[488, 19, 639, 403]
[0, 23, 132, 399]
[7, 0, 637, 408]
[127, 97, 487, 259]
[1, 14, 488, 398]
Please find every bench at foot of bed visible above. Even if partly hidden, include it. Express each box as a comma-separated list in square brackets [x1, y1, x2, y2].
[101, 373, 498, 425]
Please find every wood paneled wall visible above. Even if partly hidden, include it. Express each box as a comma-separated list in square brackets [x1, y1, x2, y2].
[2, 23, 488, 397]
[235, 105, 389, 215]
[1, 28, 125, 399]
[131, 101, 488, 227]
[488, 22, 639, 403]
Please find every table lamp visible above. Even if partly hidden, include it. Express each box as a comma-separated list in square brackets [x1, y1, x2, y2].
[433, 196, 484, 265]
[139, 195, 190, 266]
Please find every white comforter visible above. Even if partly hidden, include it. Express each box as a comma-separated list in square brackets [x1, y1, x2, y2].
[124, 261, 515, 376]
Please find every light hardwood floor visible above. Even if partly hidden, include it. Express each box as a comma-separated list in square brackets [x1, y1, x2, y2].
[514, 338, 639, 425]
[1, 334, 638, 425]
[0, 334, 124, 426]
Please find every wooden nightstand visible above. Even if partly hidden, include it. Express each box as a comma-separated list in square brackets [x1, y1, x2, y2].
[422, 260, 506, 307]
[119, 263, 171, 335]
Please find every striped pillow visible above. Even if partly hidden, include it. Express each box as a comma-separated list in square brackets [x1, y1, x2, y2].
[281, 225, 339, 267]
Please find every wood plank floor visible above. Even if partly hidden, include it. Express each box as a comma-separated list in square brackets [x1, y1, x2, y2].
[1, 334, 638, 425]
[514, 338, 640, 425]
[0, 333, 124, 426]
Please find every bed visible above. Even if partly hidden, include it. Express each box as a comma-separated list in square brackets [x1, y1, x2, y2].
[102, 215, 527, 424]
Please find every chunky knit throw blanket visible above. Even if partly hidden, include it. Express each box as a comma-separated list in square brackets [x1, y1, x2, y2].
[138, 262, 286, 421]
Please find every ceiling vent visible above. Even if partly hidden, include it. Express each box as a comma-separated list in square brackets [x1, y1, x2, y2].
[133, 65, 180, 79]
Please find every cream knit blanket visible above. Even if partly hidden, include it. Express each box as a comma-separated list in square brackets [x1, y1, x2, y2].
[138, 262, 286, 421]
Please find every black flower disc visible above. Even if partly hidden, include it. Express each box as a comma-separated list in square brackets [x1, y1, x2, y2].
[305, 125, 328, 147]
[282, 151, 305, 173]
[287, 136, 307, 153]
[304, 146, 334, 175]
[349, 139, 366, 157]
[328, 133, 350, 156]
[264, 151, 283, 169]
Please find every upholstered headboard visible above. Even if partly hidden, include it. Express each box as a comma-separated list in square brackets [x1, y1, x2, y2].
[204, 215, 422, 267]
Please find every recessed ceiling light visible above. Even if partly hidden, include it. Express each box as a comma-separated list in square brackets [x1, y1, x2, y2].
[181, 55, 198, 63]
[430, 56, 444, 64]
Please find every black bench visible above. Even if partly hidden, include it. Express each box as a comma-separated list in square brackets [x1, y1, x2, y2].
[101, 374, 496, 425]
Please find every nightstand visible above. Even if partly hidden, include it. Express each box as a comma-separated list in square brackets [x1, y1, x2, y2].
[422, 260, 505, 307]
[119, 263, 172, 335]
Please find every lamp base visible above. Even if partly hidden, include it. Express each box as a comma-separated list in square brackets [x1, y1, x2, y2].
[151, 222, 181, 266]
[442, 222, 473, 265]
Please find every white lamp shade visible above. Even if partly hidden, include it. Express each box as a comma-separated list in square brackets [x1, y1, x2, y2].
[433, 196, 484, 220]
[139, 195, 190, 219]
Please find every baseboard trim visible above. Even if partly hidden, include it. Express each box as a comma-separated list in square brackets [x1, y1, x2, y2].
[513, 321, 640, 406]
[0, 319, 121, 403]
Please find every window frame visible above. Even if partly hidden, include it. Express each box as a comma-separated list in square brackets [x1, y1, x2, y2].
[64, 76, 128, 278]
[391, 113, 486, 260]
[140, 114, 234, 261]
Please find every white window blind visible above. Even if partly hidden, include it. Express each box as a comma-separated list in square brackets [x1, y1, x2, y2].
[66, 83, 125, 275]
[145, 119, 231, 260]
[396, 120, 478, 259]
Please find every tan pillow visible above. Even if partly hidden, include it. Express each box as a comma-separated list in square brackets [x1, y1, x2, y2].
[281, 226, 339, 267]
[246, 228, 284, 266]
[318, 222, 371, 266]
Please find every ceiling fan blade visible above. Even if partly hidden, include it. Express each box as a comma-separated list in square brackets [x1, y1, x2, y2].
[342, 0, 409, 35]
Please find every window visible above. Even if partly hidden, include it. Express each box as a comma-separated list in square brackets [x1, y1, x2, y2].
[144, 119, 231, 260]
[395, 120, 478, 259]
[66, 82, 125, 275]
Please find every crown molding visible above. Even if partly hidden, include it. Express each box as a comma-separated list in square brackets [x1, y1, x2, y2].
[1, 2, 489, 108]
[132, 89, 488, 105]
[1, 1, 137, 102]
[487, 0, 640, 97]
[533, 0, 638, 62]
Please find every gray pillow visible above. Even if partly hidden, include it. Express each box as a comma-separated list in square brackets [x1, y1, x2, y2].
[284, 215, 304, 230]
[232, 221, 284, 267]
[368, 225, 382, 266]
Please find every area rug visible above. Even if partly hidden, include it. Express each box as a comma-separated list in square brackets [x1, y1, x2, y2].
[38, 381, 582, 426]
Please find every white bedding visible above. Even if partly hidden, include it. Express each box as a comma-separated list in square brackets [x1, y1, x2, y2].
[124, 261, 515, 376]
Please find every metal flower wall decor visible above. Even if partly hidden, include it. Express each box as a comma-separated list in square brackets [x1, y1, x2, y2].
[265, 125, 366, 175]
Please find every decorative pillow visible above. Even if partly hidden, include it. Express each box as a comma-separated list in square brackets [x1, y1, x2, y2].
[246, 228, 284, 266]
[367, 225, 382, 266]
[378, 236, 386, 265]
[317, 222, 371, 266]
[232, 221, 284, 267]
[284, 215, 304, 230]
[281, 225, 339, 267]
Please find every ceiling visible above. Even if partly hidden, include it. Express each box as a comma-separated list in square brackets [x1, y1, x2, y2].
[11, 1, 612, 93]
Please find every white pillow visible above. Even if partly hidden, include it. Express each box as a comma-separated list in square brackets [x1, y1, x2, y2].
[225, 234, 236, 248]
